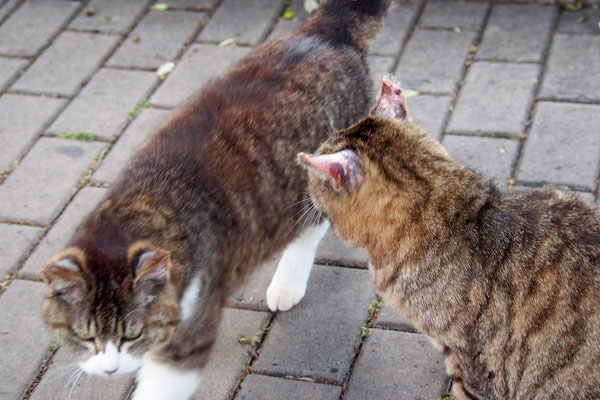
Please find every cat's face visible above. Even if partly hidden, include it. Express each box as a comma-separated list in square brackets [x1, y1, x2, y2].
[41, 242, 180, 376]
[299, 116, 453, 248]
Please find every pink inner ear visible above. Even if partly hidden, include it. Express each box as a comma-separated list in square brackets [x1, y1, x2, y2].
[299, 149, 364, 192]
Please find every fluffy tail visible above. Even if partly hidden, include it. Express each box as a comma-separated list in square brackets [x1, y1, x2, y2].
[298, 0, 392, 53]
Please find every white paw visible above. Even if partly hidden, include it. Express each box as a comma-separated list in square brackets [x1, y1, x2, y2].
[266, 280, 306, 312]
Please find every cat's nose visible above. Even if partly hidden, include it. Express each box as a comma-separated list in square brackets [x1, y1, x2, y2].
[104, 368, 118, 375]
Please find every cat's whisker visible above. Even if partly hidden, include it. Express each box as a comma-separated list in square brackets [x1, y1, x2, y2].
[67, 368, 85, 399]
[284, 197, 313, 211]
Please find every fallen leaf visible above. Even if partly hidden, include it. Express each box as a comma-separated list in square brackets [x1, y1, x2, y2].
[86, 7, 95, 17]
[219, 38, 236, 47]
[453, 26, 463, 33]
[238, 330, 263, 346]
[157, 61, 175, 78]
[151, 3, 169, 11]
[283, 8, 296, 19]
[563, 3, 582, 11]
[576, 14, 588, 23]
[403, 89, 419, 98]
[304, 0, 319, 13]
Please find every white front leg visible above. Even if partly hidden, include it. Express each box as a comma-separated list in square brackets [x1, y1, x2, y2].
[267, 220, 330, 311]
[134, 356, 202, 400]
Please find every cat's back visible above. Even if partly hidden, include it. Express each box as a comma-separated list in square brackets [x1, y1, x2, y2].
[476, 188, 600, 399]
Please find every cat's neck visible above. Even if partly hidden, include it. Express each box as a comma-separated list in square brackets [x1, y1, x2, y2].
[368, 180, 502, 342]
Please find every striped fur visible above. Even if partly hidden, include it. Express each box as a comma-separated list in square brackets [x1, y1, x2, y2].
[304, 116, 600, 399]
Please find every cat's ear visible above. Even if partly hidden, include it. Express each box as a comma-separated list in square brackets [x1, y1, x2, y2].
[42, 257, 88, 304]
[298, 149, 364, 193]
[370, 76, 408, 120]
[132, 247, 171, 304]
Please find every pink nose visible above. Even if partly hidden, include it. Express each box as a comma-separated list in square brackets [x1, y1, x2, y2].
[105, 368, 118, 375]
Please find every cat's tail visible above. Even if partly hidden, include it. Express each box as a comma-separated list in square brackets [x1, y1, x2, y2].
[298, 0, 392, 53]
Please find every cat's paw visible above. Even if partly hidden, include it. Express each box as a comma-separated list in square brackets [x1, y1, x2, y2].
[266, 281, 306, 312]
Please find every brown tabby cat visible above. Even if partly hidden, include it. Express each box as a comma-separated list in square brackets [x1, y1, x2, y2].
[40, 1, 391, 399]
[299, 79, 600, 399]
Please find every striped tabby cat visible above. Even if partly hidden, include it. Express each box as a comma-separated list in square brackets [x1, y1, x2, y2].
[299, 78, 600, 399]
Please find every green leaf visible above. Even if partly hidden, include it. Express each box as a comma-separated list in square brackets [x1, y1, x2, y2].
[563, 3, 582, 11]
[283, 8, 296, 19]
[361, 326, 372, 337]
[219, 38, 235, 47]
[151, 3, 169, 11]
[59, 131, 96, 142]
[453, 26, 462, 33]
[128, 99, 151, 121]
[50, 342, 61, 351]
[576, 14, 588, 23]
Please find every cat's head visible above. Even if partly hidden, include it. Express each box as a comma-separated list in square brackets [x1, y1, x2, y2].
[41, 241, 180, 376]
[298, 78, 460, 248]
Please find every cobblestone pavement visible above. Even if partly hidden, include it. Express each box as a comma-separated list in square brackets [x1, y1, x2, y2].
[0, 0, 599, 399]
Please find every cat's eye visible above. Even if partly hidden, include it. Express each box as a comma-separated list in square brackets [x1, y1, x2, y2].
[123, 329, 142, 341]
[76, 332, 94, 341]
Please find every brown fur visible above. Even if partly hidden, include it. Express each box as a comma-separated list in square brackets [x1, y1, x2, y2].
[303, 116, 600, 399]
[41, 0, 391, 376]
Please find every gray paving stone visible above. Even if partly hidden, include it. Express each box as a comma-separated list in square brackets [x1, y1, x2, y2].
[419, 1, 489, 31]
[477, 4, 556, 62]
[69, 0, 147, 34]
[367, 55, 396, 94]
[395, 29, 477, 93]
[0, 280, 53, 399]
[267, 0, 311, 40]
[0, 56, 27, 91]
[443, 135, 519, 189]
[539, 34, 600, 102]
[516, 102, 600, 191]
[315, 227, 368, 268]
[198, 0, 285, 46]
[558, 9, 600, 34]
[406, 94, 452, 141]
[108, 10, 204, 69]
[0, 0, 20, 23]
[92, 108, 170, 184]
[48, 68, 157, 141]
[253, 265, 376, 383]
[30, 347, 133, 400]
[447, 62, 540, 136]
[150, 43, 251, 108]
[345, 329, 448, 400]
[0, 94, 67, 171]
[238, 374, 341, 400]
[369, 0, 420, 56]
[19, 187, 108, 280]
[167, 0, 216, 9]
[0, 223, 43, 278]
[373, 305, 417, 333]
[0, 138, 106, 225]
[0, 0, 80, 57]
[228, 254, 278, 312]
[194, 308, 270, 399]
[12, 31, 118, 96]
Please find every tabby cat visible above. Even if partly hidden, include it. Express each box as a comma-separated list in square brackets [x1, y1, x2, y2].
[40, 1, 391, 399]
[299, 78, 600, 399]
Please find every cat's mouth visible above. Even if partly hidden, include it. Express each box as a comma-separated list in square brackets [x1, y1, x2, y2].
[79, 341, 142, 376]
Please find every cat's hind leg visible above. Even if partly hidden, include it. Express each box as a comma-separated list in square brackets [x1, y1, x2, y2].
[133, 356, 202, 400]
[267, 219, 330, 311]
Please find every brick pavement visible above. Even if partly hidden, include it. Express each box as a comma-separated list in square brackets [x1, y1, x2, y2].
[0, 1, 598, 399]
